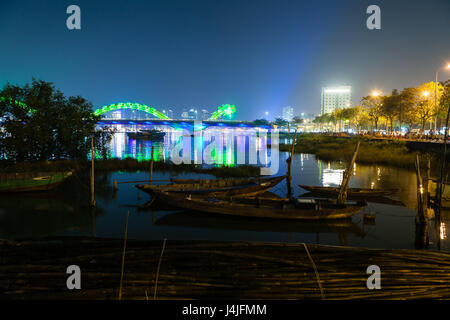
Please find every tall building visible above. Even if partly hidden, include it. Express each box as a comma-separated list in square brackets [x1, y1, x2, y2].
[162, 108, 174, 119]
[321, 86, 352, 114]
[188, 108, 198, 120]
[282, 106, 294, 122]
[201, 109, 210, 120]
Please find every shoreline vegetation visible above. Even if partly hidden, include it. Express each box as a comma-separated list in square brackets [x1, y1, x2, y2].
[279, 133, 448, 170]
[0, 158, 262, 178]
[1, 134, 448, 175]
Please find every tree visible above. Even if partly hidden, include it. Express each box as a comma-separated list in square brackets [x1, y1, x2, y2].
[381, 89, 400, 133]
[397, 87, 418, 133]
[412, 82, 442, 132]
[0, 79, 112, 163]
[292, 116, 304, 125]
[272, 117, 288, 127]
[252, 119, 270, 127]
[313, 114, 330, 131]
[361, 95, 384, 131]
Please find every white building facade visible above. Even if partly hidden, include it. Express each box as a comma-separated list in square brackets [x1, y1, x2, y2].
[282, 106, 294, 122]
[321, 86, 352, 114]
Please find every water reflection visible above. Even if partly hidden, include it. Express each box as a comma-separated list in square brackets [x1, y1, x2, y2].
[0, 124, 449, 251]
[441, 222, 447, 240]
[105, 126, 277, 168]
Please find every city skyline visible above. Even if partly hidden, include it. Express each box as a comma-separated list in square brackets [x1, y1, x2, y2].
[1, 0, 449, 120]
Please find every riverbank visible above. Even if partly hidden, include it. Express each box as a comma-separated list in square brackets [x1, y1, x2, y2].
[280, 134, 446, 169]
[0, 159, 261, 177]
[1, 236, 449, 299]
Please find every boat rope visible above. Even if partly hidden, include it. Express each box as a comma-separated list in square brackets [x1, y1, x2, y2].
[154, 238, 167, 300]
[302, 243, 325, 300]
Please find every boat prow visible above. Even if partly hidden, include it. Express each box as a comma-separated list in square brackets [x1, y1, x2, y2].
[0, 171, 73, 193]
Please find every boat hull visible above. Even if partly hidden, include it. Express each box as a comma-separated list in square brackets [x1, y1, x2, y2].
[152, 190, 366, 220]
[299, 185, 396, 197]
[137, 176, 285, 197]
[0, 172, 72, 193]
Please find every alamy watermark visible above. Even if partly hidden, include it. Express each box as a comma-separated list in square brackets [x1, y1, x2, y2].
[366, 5, 381, 30]
[169, 121, 279, 175]
[66, 5, 81, 30]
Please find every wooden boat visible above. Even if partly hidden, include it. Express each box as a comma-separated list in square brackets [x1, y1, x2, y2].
[154, 211, 366, 237]
[0, 171, 72, 193]
[298, 185, 397, 198]
[299, 191, 405, 206]
[136, 175, 285, 197]
[151, 190, 367, 220]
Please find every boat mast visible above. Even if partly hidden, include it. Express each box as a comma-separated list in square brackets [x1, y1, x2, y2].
[337, 141, 360, 204]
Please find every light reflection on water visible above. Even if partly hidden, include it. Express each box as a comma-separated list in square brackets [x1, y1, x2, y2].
[106, 126, 276, 168]
[0, 126, 448, 251]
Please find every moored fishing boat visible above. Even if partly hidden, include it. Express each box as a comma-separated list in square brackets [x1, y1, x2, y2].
[0, 171, 72, 193]
[299, 185, 397, 198]
[151, 190, 367, 220]
[136, 175, 285, 197]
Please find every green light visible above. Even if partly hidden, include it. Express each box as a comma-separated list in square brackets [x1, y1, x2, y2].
[93, 102, 170, 119]
[0, 96, 36, 114]
[209, 104, 236, 120]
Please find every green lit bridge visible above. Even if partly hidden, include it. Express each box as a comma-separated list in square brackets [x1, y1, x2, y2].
[1, 97, 254, 126]
[1, 97, 237, 121]
[93, 102, 236, 121]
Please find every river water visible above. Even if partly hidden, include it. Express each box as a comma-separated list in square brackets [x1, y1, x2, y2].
[0, 127, 448, 251]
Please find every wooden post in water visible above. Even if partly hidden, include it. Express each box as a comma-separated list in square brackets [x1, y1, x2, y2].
[90, 136, 96, 207]
[415, 155, 430, 248]
[118, 211, 130, 301]
[337, 141, 360, 205]
[149, 145, 155, 185]
[424, 156, 432, 219]
[286, 129, 297, 199]
[415, 155, 425, 224]
[435, 101, 450, 230]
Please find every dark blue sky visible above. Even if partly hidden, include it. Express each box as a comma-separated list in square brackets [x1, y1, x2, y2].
[1, 0, 449, 119]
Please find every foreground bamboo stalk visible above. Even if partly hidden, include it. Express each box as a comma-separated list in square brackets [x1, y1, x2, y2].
[1, 238, 449, 300]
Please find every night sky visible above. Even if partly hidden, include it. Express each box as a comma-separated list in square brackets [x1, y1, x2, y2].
[1, 0, 449, 120]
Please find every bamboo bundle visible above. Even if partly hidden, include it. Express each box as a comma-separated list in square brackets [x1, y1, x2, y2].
[0, 237, 449, 300]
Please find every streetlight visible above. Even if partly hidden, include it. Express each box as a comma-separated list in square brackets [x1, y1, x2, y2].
[371, 90, 381, 97]
[422, 91, 430, 97]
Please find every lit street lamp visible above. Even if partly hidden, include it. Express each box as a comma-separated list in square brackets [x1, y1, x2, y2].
[371, 90, 381, 97]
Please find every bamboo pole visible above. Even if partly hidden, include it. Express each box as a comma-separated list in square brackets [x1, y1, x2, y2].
[149, 146, 155, 185]
[154, 238, 167, 300]
[90, 137, 96, 207]
[118, 211, 130, 300]
[286, 129, 298, 199]
[415, 155, 425, 224]
[337, 141, 360, 204]
[435, 100, 450, 250]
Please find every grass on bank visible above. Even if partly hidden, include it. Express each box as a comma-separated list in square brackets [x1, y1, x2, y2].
[279, 134, 436, 169]
[0, 158, 262, 177]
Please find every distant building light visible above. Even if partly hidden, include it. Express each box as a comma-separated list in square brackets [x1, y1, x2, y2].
[324, 88, 350, 93]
